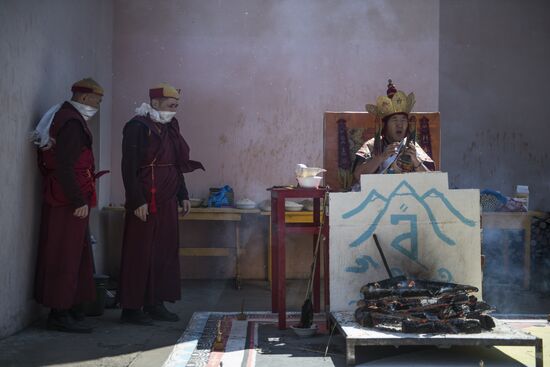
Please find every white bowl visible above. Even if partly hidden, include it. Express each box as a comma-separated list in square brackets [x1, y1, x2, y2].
[297, 176, 322, 189]
[285, 201, 304, 212]
[235, 198, 257, 209]
[236, 204, 256, 209]
[189, 198, 203, 207]
[290, 324, 318, 338]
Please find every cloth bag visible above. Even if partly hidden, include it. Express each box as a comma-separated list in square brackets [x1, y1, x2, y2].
[207, 185, 234, 207]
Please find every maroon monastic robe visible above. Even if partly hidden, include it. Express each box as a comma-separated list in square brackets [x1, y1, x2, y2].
[119, 115, 203, 309]
[34, 102, 98, 309]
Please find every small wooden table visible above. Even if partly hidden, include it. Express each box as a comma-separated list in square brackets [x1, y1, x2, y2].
[268, 187, 330, 329]
[260, 210, 326, 285]
[179, 207, 260, 289]
[103, 206, 260, 289]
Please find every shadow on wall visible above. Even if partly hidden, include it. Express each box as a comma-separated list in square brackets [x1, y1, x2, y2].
[22, 51, 67, 327]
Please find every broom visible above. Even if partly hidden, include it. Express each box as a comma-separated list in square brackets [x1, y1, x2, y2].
[299, 190, 329, 328]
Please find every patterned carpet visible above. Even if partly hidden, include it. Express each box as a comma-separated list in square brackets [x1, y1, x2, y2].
[162, 312, 328, 367]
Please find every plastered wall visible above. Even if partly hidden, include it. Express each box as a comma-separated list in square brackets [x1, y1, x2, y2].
[0, 0, 113, 338]
[111, 0, 440, 205]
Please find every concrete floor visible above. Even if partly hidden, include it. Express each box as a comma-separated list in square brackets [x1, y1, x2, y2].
[0, 280, 304, 367]
[0, 280, 548, 367]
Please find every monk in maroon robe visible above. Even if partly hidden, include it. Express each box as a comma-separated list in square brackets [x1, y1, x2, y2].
[119, 83, 204, 324]
[34, 78, 107, 333]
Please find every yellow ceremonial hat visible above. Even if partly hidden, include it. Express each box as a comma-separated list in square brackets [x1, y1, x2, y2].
[365, 79, 415, 120]
[71, 78, 104, 96]
[149, 83, 181, 100]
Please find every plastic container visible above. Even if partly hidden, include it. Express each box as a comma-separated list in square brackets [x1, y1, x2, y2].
[514, 185, 529, 211]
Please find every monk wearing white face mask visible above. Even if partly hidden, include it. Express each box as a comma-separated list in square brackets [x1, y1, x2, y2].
[33, 78, 107, 333]
[119, 83, 204, 325]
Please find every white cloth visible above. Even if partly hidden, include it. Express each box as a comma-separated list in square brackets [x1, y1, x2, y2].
[31, 101, 97, 150]
[135, 102, 175, 124]
[30, 103, 63, 149]
[68, 101, 98, 121]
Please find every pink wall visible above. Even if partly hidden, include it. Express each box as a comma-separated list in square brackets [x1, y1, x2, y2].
[112, 0, 439, 204]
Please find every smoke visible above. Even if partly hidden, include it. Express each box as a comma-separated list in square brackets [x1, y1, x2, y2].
[481, 214, 550, 315]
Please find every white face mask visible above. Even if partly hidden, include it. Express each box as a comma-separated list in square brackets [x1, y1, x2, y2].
[157, 110, 176, 123]
[69, 101, 98, 121]
[134, 103, 176, 124]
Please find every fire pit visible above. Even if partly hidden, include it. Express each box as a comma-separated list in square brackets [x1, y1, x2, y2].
[334, 272, 542, 365]
[331, 310, 543, 366]
[354, 275, 495, 334]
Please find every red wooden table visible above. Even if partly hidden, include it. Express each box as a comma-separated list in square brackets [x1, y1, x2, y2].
[268, 187, 330, 329]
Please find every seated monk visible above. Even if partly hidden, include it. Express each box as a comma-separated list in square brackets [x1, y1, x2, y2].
[353, 80, 433, 185]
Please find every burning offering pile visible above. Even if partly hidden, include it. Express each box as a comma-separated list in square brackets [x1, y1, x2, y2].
[354, 275, 495, 334]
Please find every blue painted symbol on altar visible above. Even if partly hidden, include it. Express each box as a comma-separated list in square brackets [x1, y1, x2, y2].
[391, 214, 419, 260]
[346, 256, 380, 273]
[342, 180, 476, 250]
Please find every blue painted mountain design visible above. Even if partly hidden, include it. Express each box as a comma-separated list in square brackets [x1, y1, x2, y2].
[342, 180, 476, 248]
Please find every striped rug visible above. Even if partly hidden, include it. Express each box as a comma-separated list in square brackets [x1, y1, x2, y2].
[162, 312, 327, 367]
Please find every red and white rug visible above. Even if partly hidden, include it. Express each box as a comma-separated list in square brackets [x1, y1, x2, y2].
[162, 312, 327, 367]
